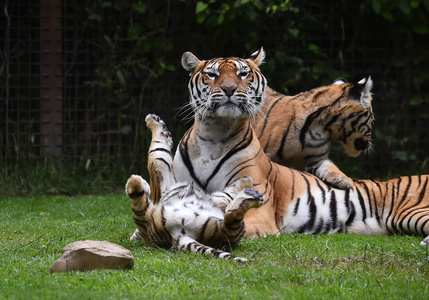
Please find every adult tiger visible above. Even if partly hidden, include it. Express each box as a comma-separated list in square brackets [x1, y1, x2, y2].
[253, 77, 374, 190]
[173, 48, 429, 245]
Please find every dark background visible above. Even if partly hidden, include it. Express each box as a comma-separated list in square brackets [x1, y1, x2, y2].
[1, 0, 429, 195]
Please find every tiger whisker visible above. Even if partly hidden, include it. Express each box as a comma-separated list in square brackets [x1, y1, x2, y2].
[253, 107, 268, 122]
[175, 103, 194, 118]
[257, 101, 272, 122]
[365, 139, 376, 156]
[176, 104, 197, 123]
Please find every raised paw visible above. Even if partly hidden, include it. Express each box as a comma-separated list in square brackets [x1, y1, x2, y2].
[212, 176, 255, 211]
[225, 188, 265, 214]
[223, 188, 265, 225]
[243, 188, 264, 205]
[125, 175, 151, 198]
[145, 114, 173, 149]
[145, 114, 164, 129]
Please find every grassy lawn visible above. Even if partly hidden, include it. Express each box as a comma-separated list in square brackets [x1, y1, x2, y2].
[1, 194, 428, 299]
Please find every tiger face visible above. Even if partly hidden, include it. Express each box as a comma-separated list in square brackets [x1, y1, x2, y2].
[341, 113, 374, 158]
[333, 77, 375, 157]
[181, 48, 267, 119]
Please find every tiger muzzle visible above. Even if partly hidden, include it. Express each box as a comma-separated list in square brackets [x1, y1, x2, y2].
[354, 138, 370, 151]
[221, 85, 238, 97]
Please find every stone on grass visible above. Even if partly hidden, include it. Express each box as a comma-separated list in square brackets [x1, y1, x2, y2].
[50, 240, 134, 273]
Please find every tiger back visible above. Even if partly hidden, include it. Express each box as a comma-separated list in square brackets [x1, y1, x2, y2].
[173, 48, 429, 246]
[252, 78, 374, 189]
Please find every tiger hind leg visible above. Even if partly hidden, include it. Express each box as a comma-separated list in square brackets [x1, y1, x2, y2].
[146, 114, 176, 203]
[125, 174, 152, 242]
[173, 235, 248, 262]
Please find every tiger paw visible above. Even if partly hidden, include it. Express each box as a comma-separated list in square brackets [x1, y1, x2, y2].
[125, 175, 151, 198]
[324, 173, 354, 190]
[243, 188, 265, 207]
[307, 160, 354, 190]
[224, 188, 264, 224]
[226, 188, 265, 213]
[130, 229, 142, 242]
[145, 114, 173, 149]
[421, 236, 429, 246]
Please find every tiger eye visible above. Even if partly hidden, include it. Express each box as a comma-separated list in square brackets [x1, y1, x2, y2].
[204, 72, 218, 80]
[238, 72, 249, 79]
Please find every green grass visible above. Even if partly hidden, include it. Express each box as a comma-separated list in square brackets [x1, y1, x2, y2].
[1, 194, 428, 299]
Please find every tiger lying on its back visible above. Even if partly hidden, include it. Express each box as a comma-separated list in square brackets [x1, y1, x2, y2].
[253, 77, 374, 189]
[125, 114, 264, 262]
[173, 48, 429, 245]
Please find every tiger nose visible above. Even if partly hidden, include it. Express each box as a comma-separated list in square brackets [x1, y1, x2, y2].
[221, 85, 237, 97]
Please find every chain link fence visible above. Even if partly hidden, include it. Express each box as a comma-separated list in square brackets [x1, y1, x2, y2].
[1, 0, 428, 194]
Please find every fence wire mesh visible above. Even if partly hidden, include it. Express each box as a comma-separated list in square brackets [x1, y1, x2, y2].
[1, 0, 428, 190]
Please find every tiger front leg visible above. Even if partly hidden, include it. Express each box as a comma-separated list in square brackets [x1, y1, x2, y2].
[210, 176, 254, 211]
[223, 188, 265, 231]
[145, 114, 176, 203]
[305, 159, 354, 189]
[125, 175, 152, 242]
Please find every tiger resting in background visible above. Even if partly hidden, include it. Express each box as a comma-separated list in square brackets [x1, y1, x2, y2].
[172, 48, 429, 246]
[125, 114, 264, 262]
[253, 77, 374, 190]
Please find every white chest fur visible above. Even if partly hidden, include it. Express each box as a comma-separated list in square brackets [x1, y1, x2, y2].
[174, 117, 256, 193]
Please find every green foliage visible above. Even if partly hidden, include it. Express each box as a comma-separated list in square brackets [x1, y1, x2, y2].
[1, 194, 428, 298]
[2, 0, 429, 195]
[371, 0, 429, 34]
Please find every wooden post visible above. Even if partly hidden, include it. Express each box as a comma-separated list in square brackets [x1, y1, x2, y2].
[40, 0, 63, 157]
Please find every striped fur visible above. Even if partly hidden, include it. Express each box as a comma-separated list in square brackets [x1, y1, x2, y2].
[253, 78, 374, 189]
[173, 49, 429, 245]
[125, 114, 264, 262]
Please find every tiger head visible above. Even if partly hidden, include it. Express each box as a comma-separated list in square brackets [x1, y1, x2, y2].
[181, 48, 267, 119]
[332, 77, 375, 157]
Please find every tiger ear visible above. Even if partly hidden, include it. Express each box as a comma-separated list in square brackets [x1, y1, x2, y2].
[350, 76, 373, 107]
[332, 77, 348, 85]
[181, 52, 202, 74]
[249, 47, 266, 66]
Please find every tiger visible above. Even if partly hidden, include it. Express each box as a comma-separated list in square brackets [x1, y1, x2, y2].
[252, 77, 374, 190]
[173, 48, 429, 246]
[125, 114, 265, 262]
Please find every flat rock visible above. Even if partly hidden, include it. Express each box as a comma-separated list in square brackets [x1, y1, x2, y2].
[50, 240, 134, 273]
